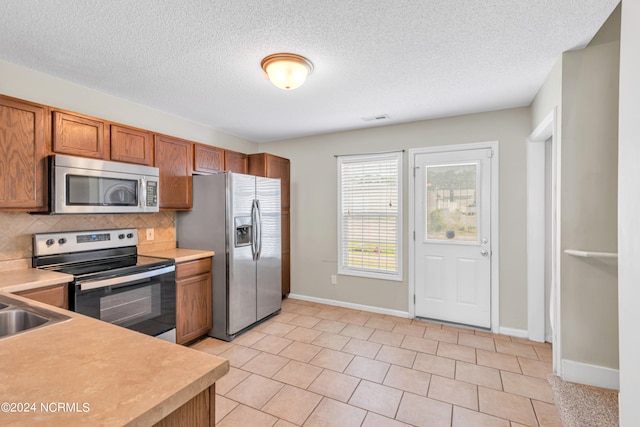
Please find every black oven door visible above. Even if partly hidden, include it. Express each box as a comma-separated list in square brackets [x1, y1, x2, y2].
[72, 266, 176, 338]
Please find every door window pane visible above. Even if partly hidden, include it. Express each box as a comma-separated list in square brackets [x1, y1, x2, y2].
[425, 163, 478, 242]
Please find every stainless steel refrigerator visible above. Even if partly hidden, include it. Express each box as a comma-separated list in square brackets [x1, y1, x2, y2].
[177, 172, 281, 341]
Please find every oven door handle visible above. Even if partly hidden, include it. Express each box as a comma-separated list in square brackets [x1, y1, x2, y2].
[78, 265, 175, 291]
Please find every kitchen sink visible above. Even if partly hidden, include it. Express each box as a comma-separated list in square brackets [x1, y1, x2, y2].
[0, 294, 70, 339]
[0, 310, 48, 337]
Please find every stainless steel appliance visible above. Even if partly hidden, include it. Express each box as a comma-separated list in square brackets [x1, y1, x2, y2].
[32, 229, 176, 342]
[50, 154, 160, 214]
[177, 172, 281, 341]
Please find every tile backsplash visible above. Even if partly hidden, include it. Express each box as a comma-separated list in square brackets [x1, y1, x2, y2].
[0, 211, 176, 267]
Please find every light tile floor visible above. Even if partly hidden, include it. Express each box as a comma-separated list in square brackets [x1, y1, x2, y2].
[191, 297, 563, 427]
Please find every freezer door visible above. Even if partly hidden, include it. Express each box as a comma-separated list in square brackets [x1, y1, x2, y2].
[256, 176, 282, 320]
[228, 173, 258, 335]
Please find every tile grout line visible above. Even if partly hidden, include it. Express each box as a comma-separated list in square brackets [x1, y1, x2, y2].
[209, 300, 557, 426]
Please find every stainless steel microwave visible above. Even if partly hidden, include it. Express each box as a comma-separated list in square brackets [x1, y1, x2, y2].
[50, 154, 160, 214]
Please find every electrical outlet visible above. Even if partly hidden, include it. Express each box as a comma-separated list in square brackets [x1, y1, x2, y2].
[146, 228, 154, 241]
[331, 275, 337, 285]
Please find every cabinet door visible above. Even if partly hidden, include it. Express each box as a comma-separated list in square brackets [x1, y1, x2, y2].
[266, 155, 290, 209]
[224, 150, 248, 174]
[154, 134, 193, 209]
[52, 111, 106, 159]
[176, 272, 212, 345]
[15, 284, 68, 309]
[0, 96, 47, 211]
[282, 250, 291, 296]
[249, 153, 290, 208]
[281, 210, 290, 296]
[110, 124, 153, 165]
[193, 143, 223, 174]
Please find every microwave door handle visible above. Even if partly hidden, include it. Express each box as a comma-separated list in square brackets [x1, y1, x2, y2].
[139, 178, 147, 208]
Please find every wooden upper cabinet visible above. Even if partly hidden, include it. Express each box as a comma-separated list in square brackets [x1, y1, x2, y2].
[224, 150, 248, 174]
[154, 134, 193, 210]
[52, 111, 107, 159]
[193, 143, 223, 175]
[249, 153, 290, 209]
[110, 124, 153, 165]
[0, 96, 47, 211]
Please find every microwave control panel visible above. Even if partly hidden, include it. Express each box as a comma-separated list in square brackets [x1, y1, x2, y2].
[146, 181, 158, 207]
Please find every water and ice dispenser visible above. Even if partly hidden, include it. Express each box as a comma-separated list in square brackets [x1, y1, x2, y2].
[234, 217, 252, 247]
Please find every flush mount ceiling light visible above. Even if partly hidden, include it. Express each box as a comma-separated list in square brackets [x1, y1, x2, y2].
[261, 53, 313, 90]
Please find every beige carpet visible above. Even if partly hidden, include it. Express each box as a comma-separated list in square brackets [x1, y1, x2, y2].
[548, 375, 619, 427]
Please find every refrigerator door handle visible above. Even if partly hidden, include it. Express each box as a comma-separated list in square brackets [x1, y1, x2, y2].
[255, 199, 263, 260]
[251, 199, 258, 261]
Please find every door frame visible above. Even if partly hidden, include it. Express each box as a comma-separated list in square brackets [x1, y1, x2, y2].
[408, 141, 500, 333]
[527, 109, 561, 373]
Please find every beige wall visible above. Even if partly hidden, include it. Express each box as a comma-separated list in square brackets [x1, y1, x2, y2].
[0, 60, 257, 153]
[590, 3, 622, 47]
[618, 0, 640, 422]
[529, 4, 621, 377]
[559, 37, 619, 368]
[263, 107, 531, 330]
[530, 58, 562, 130]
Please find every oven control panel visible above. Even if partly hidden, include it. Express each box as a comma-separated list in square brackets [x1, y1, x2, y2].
[33, 229, 139, 256]
[77, 233, 110, 243]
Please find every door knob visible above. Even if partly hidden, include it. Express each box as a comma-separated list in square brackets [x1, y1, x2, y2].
[480, 249, 489, 257]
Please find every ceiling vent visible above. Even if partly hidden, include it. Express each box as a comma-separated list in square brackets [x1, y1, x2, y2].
[361, 114, 390, 122]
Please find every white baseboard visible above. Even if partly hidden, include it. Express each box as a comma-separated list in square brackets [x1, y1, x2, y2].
[287, 293, 410, 319]
[562, 359, 620, 390]
[498, 327, 529, 339]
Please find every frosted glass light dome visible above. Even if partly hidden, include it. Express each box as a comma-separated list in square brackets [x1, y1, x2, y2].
[261, 53, 313, 90]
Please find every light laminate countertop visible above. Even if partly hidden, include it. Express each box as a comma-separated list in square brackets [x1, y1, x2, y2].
[0, 268, 73, 293]
[138, 248, 214, 263]
[0, 293, 228, 426]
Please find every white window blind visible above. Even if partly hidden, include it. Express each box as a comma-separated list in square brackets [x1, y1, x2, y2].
[338, 152, 402, 280]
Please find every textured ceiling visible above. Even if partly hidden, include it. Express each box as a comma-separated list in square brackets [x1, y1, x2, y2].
[0, 1, 619, 142]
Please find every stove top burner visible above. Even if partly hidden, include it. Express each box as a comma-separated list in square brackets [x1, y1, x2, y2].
[32, 229, 174, 282]
[55, 255, 172, 279]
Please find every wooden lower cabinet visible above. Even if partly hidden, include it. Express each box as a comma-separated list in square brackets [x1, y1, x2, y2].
[176, 258, 212, 345]
[153, 384, 215, 427]
[15, 284, 68, 309]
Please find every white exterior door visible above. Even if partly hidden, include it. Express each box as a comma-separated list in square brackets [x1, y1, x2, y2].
[413, 148, 493, 328]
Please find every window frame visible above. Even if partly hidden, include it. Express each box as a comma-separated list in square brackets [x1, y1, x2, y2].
[337, 151, 403, 281]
